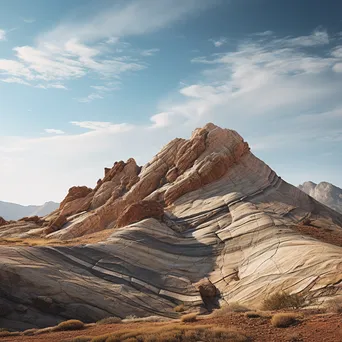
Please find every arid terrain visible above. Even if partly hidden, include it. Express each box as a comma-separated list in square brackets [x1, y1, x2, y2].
[0, 309, 341, 342]
[0, 124, 342, 341]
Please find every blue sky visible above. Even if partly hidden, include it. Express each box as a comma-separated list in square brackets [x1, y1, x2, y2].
[0, 0, 342, 204]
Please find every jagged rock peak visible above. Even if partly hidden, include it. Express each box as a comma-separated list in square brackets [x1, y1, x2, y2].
[299, 181, 342, 214]
[40, 123, 250, 239]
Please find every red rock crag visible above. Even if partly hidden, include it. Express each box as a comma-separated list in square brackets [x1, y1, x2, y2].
[45, 123, 250, 239]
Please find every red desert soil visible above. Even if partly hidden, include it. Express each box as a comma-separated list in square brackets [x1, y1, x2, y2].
[1, 312, 341, 342]
[295, 223, 342, 248]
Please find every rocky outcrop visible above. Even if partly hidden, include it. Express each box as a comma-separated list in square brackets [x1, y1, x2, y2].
[60, 186, 92, 210]
[299, 181, 342, 214]
[116, 200, 164, 228]
[0, 123, 342, 330]
[0, 216, 8, 226]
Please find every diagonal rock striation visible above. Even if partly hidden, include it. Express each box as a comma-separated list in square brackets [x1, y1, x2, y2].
[0, 123, 342, 331]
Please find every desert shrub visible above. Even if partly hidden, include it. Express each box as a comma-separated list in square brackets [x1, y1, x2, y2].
[325, 298, 342, 313]
[23, 328, 38, 335]
[95, 324, 249, 342]
[244, 311, 262, 318]
[271, 313, 298, 328]
[54, 319, 85, 331]
[212, 303, 249, 317]
[174, 303, 185, 312]
[34, 327, 54, 335]
[96, 316, 122, 325]
[181, 313, 197, 322]
[125, 314, 138, 320]
[262, 291, 305, 310]
[123, 316, 170, 323]
[0, 328, 8, 332]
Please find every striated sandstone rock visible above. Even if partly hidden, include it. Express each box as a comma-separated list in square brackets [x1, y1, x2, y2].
[43, 214, 67, 235]
[116, 200, 164, 228]
[1, 123, 342, 330]
[18, 216, 44, 225]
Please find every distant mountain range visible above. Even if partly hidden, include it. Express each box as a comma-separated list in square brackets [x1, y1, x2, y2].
[0, 201, 59, 220]
[298, 181, 342, 214]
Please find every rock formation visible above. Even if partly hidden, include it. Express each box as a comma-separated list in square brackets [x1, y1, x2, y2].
[0, 123, 342, 331]
[299, 181, 342, 214]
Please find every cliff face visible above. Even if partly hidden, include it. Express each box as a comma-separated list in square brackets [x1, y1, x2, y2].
[1, 123, 342, 331]
[299, 181, 342, 214]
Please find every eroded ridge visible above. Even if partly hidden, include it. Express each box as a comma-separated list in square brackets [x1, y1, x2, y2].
[1, 123, 342, 330]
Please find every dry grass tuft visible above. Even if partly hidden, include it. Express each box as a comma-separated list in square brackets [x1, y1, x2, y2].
[212, 303, 250, 317]
[174, 303, 185, 312]
[123, 316, 170, 323]
[263, 291, 305, 310]
[324, 297, 342, 313]
[91, 323, 249, 342]
[53, 319, 85, 331]
[23, 328, 38, 336]
[271, 313, 298, 328]
[34, 327, 54, 335]
[96, 317, 122, 325]
[181, 313, 198, 322]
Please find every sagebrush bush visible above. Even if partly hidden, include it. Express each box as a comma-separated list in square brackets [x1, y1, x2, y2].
[271, 313, 298, 328]
[262, 291, 305, 310]
[53, 319, 85, 331]
[181, 313, 197, 322]
[96, 316, 122, 325]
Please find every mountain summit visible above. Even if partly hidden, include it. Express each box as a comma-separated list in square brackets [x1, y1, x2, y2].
[299, 181, 342, 214]
[1, 123, 342, 330]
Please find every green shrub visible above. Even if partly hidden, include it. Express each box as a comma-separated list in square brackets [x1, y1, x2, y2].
[262, 291, 305, 310]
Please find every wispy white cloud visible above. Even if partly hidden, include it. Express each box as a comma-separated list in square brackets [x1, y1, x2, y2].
[45, 129, 65, 135]
[281, 28, 329, 47]
[70, 121, 134, 132]
[2, 27, 342, 203]
[141, 48, 160, 56]
[210, 37, 227, 47]
[0, 0, 209, 89]
[0, 29, 6, 41]
[23, 18, 36, 24]
[41, 0, 213, 43]
[253, 30, 273, 37]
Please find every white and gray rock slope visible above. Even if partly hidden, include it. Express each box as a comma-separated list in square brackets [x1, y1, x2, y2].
[299, 181, 342, 214]
[1, 123, 342, 331]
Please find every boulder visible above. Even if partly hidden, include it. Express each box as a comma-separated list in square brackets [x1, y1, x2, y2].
[116, 200, 164, 227]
